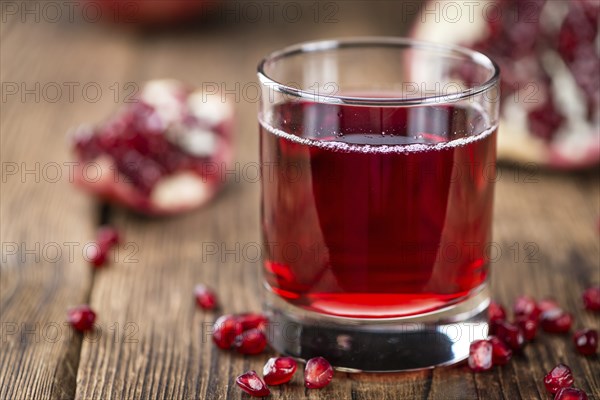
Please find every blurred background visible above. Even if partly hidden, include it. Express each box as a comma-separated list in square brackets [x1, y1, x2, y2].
[1, 1, 599, 399]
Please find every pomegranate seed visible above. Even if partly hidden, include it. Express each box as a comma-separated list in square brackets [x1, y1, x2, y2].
[495, 321, 525, 351]
[544, 364, 574, 394]
[573, 329, 598, 356]
[515, 315, 538, 341]
[555, 387, 589, 400]
[234, 328, 267, 355]
[193, 284, 217, 310]
[468, 340, 493, 372]
[488, 301, 507, 323]
[488, 336, 512, 366]
[582, 286, 600, 311]
[97, 225, 120, 247]
[263, 356, 298, 385]
[235, 370, 270, 397]
[237, 313, 268, 331]
[212, 315, 242, 349]
[88, 242, 110, 268]
[538, 298, 561, 313]
[541, 309, 573, 333]
[67, 305, 96, 332]
[304, 357, 334, 389]
[514, 295, 539, 319]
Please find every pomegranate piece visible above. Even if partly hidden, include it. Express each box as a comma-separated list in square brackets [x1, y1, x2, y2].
[97, 225, 120, 247]
[515, 315, 538, 341]
[88, 242, 110, 268]
[582, 286, 600, 311]
[193, 284, 217, 310]
[468, 340, 493, 372]
[544, 364, 574, 394]
[304, 357, 334, 389]
[573, 329, 598, 356]
[488, 336, 512, 366]
[514, 296, 540, 319]
[212, 315, 242, 350]
[235, 370, 270, 397]
[233, 328, 267, 355]
[237, 313, 268, 332]
[411, 0, 600, 170]
[488, 301, 507, 323]
[555, 387, 589, 400]
[541, 309, 573, 334]
[67, 305, 96, 332]
[71, 79, 233, 216]
[495, 321, 525, 351]
[263, 356, 298, 386]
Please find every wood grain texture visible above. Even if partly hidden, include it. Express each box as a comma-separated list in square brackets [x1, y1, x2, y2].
[1, 1, 599, 399]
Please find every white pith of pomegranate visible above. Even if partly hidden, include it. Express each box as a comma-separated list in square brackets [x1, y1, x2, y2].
[411, 0, 600, 169]
[71, 79, 233, 215]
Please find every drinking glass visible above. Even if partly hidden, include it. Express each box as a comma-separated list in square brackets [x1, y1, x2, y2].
[258, 37, 500, 371]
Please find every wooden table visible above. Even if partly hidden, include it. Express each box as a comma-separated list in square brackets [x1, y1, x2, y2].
[1, 2, 599, 399]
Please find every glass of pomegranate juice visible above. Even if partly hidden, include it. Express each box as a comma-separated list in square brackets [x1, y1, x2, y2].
[258, 38, 500, 371]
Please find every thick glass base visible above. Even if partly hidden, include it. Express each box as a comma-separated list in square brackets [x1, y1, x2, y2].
[264, 285, 489, 372]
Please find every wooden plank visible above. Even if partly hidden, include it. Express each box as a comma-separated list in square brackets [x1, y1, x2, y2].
[0, 15, 135, 400]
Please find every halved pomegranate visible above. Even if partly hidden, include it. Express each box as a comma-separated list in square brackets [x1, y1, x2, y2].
[412, 0, 600, 169]
[71, 79, 233, 215]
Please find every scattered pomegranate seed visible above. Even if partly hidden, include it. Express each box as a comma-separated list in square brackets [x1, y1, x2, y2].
[541, 309, 573, 334]
[468, 340, 493, 372]
[234, 328, 267, 355]
[515, 315, 538, 341]
[573, 329, 598, 356]
[582, 286, 600, 311]
[212, 315, 242, 349]
[263, 356, 298, 385]
[555, 387, 589, 400]
[235, 370, 270, 397]
[488, 301, 507, 323]
[238, 313, 268, 331]
[304, 357, 334, 389]
[488, 336, 512, 366]
[194, 284, 218, 310]
[544, 364, 574, 394]
[538, 298, 561, 313]
[67, 305, 96, 332]
[97, 225, 120, 247]
[88, 243, 109, 268]
[514, 295, 540, 319]
[495, 321, 525, 351]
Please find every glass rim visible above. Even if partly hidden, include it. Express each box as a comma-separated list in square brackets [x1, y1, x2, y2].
[257, 37, 501, 106]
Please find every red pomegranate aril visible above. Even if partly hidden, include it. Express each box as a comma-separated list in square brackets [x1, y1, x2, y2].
[237, 313, 268, 331]
[538, 298, 561, 313]
[468, 340, 493, 372]
[488, 301, 507, 323]
[97, 225, 120, 247]
[88, 243, 109, 268]
[555, 387, 589, 400]
[234, 328, 267, 355]
[304, 357, 334, 389]
[193, 284, 217, 310]
[544, 364, 574, 394]
[582, 286, 600, 311]
[573, 329, 598, 356]
[514, 295, 540, 319]
[263, 356, 298, 386]
[488, 336, 512, 366]
[515, 315, 538, 341]
[541, 309, 573, 334]
[235, 370, 270, 397]
[495, 321, 525, 351]
[212, 315, 242, 349]
[67, 305, 96, 332]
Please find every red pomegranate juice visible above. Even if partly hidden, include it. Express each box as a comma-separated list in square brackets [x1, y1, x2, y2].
[260, 101, 496, 318]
